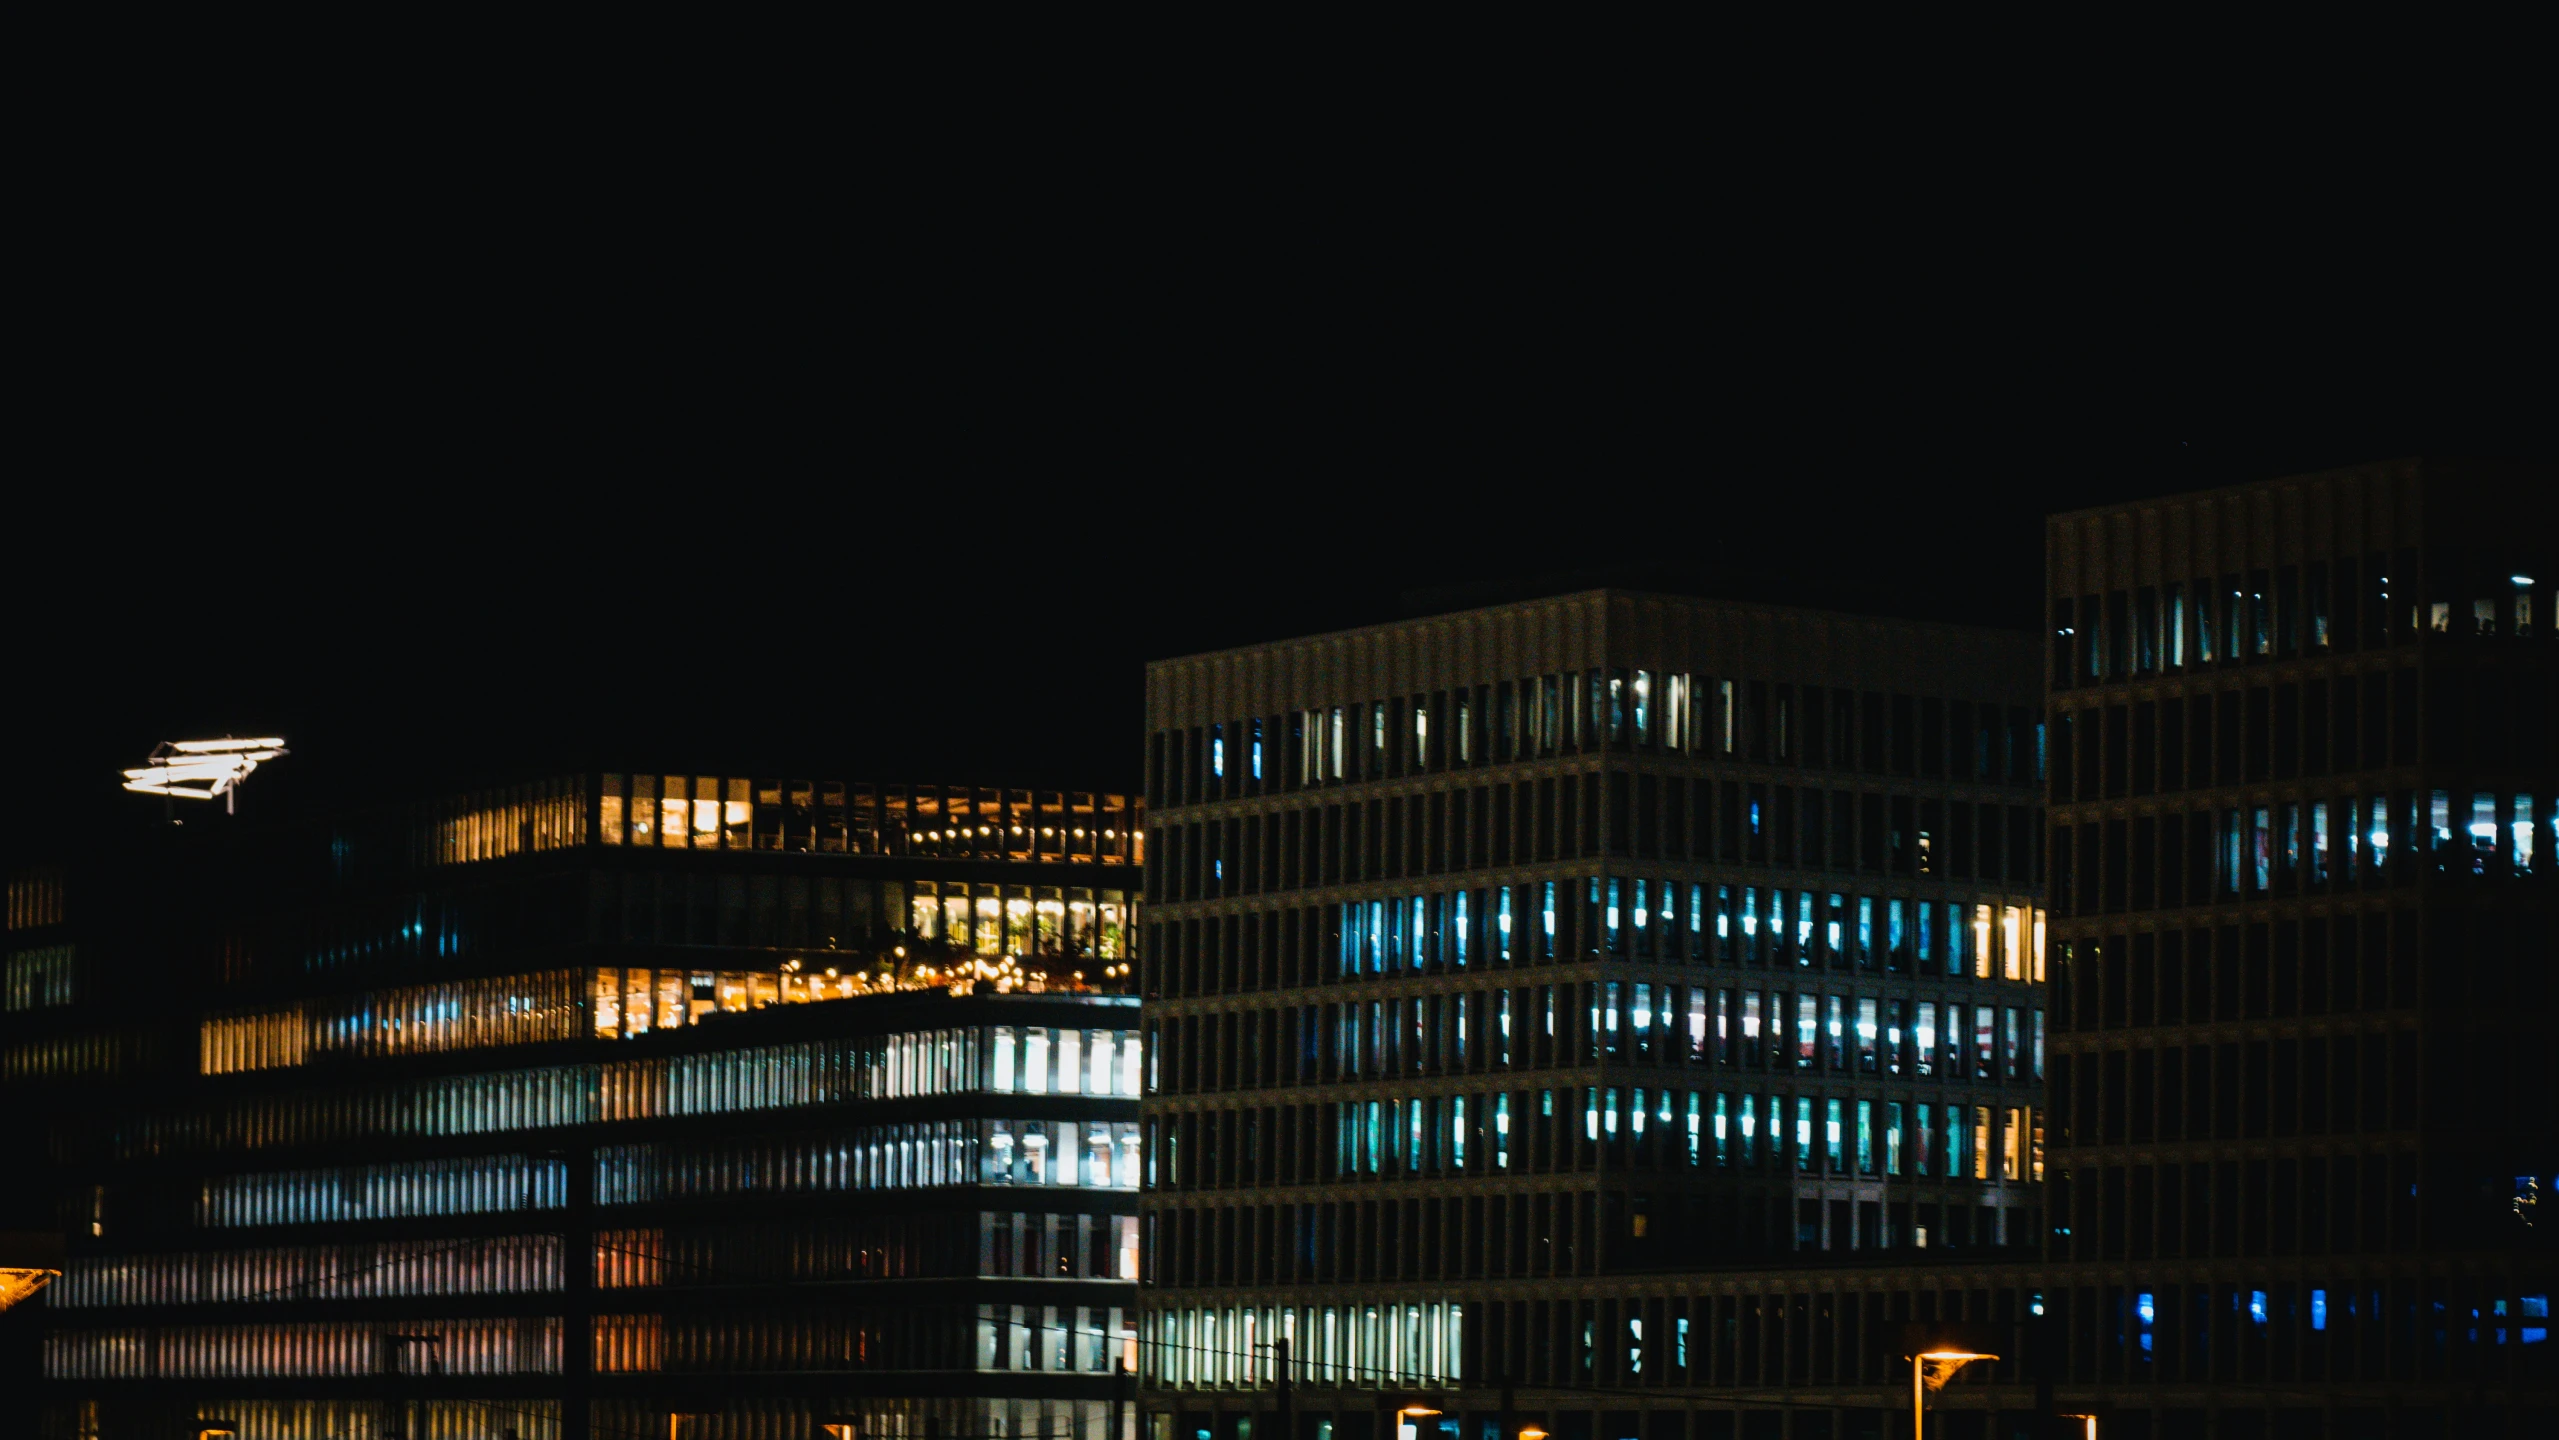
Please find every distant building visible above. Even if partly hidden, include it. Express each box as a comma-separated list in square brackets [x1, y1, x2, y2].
[1137, 591, 2045, 1437]
[2040, 459, 2558, 1434]
[1, 775, 1146, 1440]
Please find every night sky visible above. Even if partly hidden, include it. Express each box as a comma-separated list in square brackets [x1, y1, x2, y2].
[9, 154, 2548, 873]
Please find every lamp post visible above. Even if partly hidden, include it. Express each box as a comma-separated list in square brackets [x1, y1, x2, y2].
[1907, 1349, 1996, 1440]
[1273, 1337, 1293, 1440]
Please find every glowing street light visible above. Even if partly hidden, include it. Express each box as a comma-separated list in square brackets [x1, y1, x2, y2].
[1, 1228, 65, 1312]
[122, 736, 287, 813]
[0, 1266, 59, 1312]
[1911, 1348, 1997, 1436]
[1901, 1323, 2000, 1440]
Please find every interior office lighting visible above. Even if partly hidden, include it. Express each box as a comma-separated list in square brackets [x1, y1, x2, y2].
[122, 737, 288, 812]
[2516, 575, 2536, 586]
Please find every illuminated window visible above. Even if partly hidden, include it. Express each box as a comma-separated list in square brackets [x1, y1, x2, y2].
[47, 1319, 563, 1379]
[659, 776, 690, 850]
[4, 944, 76, 1010]
[2, 1029, 139, 1085]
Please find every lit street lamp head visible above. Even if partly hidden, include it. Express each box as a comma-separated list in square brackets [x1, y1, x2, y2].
[1, 1230, 66, 1312]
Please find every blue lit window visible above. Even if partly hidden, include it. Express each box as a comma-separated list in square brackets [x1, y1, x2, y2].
[2311, 1290, 2326, 1331]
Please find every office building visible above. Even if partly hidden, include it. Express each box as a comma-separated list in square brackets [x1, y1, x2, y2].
[2039, 458, 2557, 1435]
[2, 775, 1146, 1440]
[1137, 591, 2045, 1438]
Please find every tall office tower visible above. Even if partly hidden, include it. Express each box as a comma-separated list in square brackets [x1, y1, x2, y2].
[1139, 591, 2046, 1438]
[2, 775, 1147, 1440]
[2042, 460, 2559, 1437]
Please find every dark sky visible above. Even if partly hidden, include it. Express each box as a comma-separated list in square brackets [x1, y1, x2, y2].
[8, 127, 2549, 869]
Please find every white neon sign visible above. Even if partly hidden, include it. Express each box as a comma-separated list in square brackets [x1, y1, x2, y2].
[123, 737, 289, 811]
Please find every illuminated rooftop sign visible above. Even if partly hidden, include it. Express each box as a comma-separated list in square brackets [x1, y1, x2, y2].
[123, 737, 289, 812]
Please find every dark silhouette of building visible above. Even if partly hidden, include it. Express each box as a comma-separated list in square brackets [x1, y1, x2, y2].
[2040, 459, 2558, 1435]
[2, 775, 1146, 1440]
[1136, 591, 2046, 1437]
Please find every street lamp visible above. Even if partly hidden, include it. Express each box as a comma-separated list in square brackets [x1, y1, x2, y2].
[1908, 1350, 1997, 1439]
[0, 1266, 59, 1313]
[1895, 1318, 2002, 1440]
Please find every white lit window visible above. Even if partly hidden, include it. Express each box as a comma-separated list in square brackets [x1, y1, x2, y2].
[1056, 1030, 1082, 1094]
